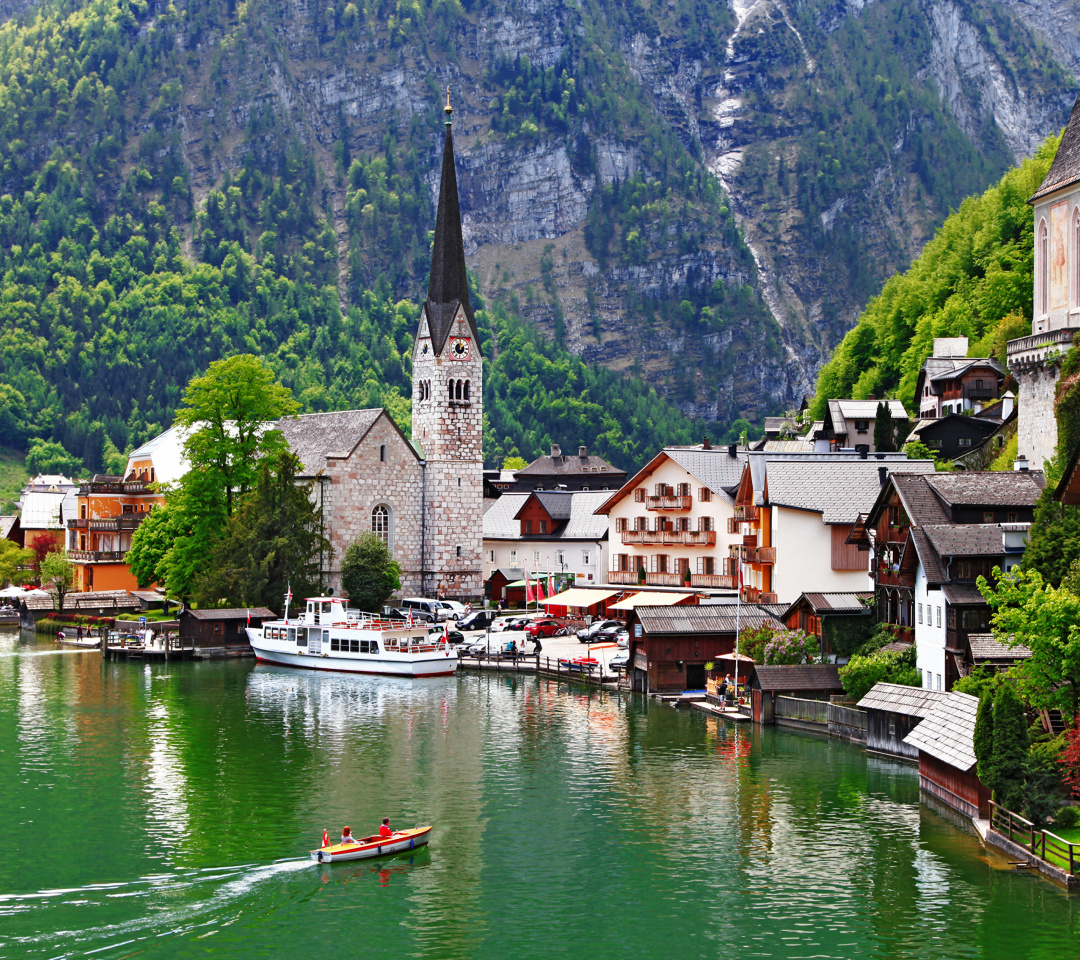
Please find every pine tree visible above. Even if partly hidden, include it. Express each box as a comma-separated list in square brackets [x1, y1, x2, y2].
[974, 690, 995, 785]
[987, 683, 1028, 811]
[874, 402, 895, 452]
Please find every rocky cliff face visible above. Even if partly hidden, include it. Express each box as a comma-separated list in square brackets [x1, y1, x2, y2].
[39, 0, 1080, 425]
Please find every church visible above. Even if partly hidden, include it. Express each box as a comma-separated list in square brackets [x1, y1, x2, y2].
[104, 98, 484, 603]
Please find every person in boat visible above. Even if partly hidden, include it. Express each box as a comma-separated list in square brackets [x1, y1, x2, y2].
[56, 629, 65, 642]
[379, 818, 393, 838]
[341, 826, 358, 845]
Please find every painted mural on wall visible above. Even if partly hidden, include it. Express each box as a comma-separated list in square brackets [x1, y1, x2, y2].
[1050, 200, 1069, 312]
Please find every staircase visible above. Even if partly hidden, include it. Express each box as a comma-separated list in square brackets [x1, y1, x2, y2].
[1040, 709, 1067, 736]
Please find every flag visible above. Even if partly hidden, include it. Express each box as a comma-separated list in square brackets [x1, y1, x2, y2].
[321, 829, 329, 849]
[525, 577, 534, 604]
[246, 608, 251, 626]
[536, 577, 546, 603]
[407, 610, 415, 627]
[548, 572, 556, 597]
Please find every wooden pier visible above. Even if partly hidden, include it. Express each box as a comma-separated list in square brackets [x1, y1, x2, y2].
[103, 637, 197, 662]
[458, 653, 626, 688]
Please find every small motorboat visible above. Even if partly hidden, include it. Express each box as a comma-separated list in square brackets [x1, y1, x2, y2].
[311, 826, 432, 863]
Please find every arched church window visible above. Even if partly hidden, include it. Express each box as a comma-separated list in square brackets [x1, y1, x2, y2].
[1038, 218, 1049, 316]
[447, 378, 454, 402]
[371, 504, 392, 547]
[457, 380, 464, 400]
[464, 380, 470, 400]
[379, 444, 386, 462]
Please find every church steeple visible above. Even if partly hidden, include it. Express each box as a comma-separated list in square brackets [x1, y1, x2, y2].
[424, 89, 480, 353]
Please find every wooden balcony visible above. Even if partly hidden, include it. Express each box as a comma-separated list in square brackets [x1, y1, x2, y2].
[621, 529, 716, 546]
[67, 515, 146, 532]
[69, 549, 127, 563]
[691, 574, 736, 589]
[734, 505, 759, 522]
[646, 495, 692, 511]
[79, 479, 153, 495]
[606, 571, 686, 587]
[728, 544, 775, 564]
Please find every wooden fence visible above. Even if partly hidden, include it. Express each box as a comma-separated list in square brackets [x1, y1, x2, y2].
[774, 696, 829, 724]
[828, 702, 868, 743]
[990, 801, 1079, 876]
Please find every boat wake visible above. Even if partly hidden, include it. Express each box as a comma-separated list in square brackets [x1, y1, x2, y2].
[0, 858, 314, 958]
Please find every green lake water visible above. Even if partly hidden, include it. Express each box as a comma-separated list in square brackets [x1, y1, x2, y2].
[1, 627, 1078, 960]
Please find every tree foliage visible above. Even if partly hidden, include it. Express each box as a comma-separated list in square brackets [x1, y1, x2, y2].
[39, 551, 74, 612]
[974, 691, 995, 786]
[838, 649, 920, 701]
[762, 628, 818, 665]
[195, 452, 328, 611]
[0, 538, 32, 586]
[986, 681, 1028, 811]
[340, 532, 402, 612]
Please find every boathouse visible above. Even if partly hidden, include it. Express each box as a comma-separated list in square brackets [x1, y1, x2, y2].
[857, 682, 949, 762]
[902, 690, 989, 819]
[178, 608, 276, 652]
[747, 664, 844, 724]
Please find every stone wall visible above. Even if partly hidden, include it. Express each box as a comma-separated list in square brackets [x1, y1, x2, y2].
[1015, 361, 1062, 470]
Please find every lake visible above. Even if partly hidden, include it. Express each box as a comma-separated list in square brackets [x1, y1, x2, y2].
[0, 627, 1076, 959]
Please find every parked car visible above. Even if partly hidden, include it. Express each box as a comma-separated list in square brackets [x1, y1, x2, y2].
[609, 652, 630, 671]
[615, 631, 629, 649]
[401, 597, 450, 621]
[389, 606, 435, 623]
[457, 610, 497, 631]
[526, 618, 565, 639]
[577, 619, 622, 643]
[438, 600, 467, 619]
[430, 627, 464, 645]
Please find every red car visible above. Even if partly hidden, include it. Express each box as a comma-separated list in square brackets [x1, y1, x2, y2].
[526, 618, 565, 638]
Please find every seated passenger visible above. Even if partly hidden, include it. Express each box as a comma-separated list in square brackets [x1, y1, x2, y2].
[379, 817, 393, 838]
[341, 826, 358, 844]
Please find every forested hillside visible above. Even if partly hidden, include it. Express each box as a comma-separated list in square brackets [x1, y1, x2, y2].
[0, 0, 1075, 475]
[810, 133, 1056, 416]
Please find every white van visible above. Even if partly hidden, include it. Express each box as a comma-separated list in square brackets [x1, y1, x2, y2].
[401, 598, 448, 622]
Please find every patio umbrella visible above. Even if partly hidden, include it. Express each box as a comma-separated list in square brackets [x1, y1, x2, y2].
[0, 586, 27, 597]
[717, 652, 755, 662]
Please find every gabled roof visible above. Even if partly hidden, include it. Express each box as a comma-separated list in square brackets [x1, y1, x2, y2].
[750, 664, 844, 692]
[920, 356, 1005, 385]
[483, 494, 530, 539]
[277, 409, 398, 475]
[595, 446, 748, 513]
[483, 491, 609, 541]
[967, 633, 1032, 661]
[782, 592, 871, 620]
[424, 120, 481, 352]
[922, 523, 1004, 558]
[524, 491, 574, 521]
[902, 691, 980, 771]
[517, 450, 625, 478]
[0, 516, 19, 540]
[1031, 91, 1080, 202]
[941, 582, 988, 605]
[827, 398, 908, 423]
[637, 604, 780, 635]
[18, 491, 66, 529]
[908, 415, 1001, 441]
[184, 607, 276, 620]
[857, 682, 950, 717]
[127, 423, 191, 484]
[924, 471, 1045, 508]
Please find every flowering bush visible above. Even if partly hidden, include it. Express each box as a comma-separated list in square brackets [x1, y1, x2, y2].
[763, 629, 818, 665]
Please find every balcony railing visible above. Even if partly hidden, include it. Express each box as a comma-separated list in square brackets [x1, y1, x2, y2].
[621, 529, 716, 546]
[690, 574, 736, 589]
[67, 515, 147, 532]
[68, 549, 127, 563]
[728, 544, 775, 564]
[79, 480, 153, 495]
[734, 505, 759, 523]
[607, 571, 688, 587]
[646, 495, 692, 511]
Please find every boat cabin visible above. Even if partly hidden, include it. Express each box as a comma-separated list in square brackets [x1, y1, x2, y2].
[303, 597, 348, 625]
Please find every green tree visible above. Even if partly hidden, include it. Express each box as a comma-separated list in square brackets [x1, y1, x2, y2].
[838, 649, 920, 701]
[1022, 491, 1080, 587]
[986, 682, 1028, 811]
[39, 550, 74, 612]
[0, 539, 32, 586]
[873, 402, 896, 452]
[175, 354, 300, 519]
[127, 506, 181, 589]
[502, 456, 528, 470]
[980, 567, 1080, 719]
[25, 440, 82, 478]
[974, 690, 995, 785]
[195, 451, 329, 610]
[1024, 738, 1066, 829]
[340, 532, 401, 612]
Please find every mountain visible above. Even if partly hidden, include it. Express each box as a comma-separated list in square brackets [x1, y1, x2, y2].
[0, 0, 1076, 471]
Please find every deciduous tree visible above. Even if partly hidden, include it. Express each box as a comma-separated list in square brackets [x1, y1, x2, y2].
[39, 551, 75, 612]
[341, 532, 401, 613]
[0, 539, 32, 586]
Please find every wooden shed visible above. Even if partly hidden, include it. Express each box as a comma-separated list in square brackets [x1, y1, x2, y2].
[179, 608, 276, 651]
[902, 690, 989, 819]
[857, 683, 949, 762]
[747, 664, 844, 724]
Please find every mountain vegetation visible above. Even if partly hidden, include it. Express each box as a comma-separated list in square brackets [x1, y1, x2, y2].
[810, 134, 1058, 416]
[0, 0, 1074, 478]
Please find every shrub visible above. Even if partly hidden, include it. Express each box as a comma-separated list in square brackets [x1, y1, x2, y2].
[838, 649, 920, 701]
[1025, 738, 1066, 830]
[763, 628, 818, 665]
[1054, 805, 1080, 829]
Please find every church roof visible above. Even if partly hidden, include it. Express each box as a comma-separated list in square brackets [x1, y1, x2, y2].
[424, 118, 480, 353]
[1032, 91, 1080, 202]
[277, 409, 389, 474]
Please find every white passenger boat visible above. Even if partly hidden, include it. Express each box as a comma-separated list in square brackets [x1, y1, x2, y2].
[247, 596, 457, 678]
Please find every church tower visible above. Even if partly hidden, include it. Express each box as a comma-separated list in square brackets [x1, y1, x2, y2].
[411, 92, 483, 601]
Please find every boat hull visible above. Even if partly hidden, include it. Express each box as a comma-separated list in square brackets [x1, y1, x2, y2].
[250, 645, 456, 678]
[311, 826, 432, 863]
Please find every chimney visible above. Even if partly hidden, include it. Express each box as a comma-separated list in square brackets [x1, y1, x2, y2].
[1014, 454, 1029, 472]
[728, 443, 737, 458]
[1001, 391, 1015, 421]
[578, 445, 588, 458]
[878, 466, 889, 487]
[703, 435, 712, 450]
[867, 393, 876, 401]
[550, 443, 561, 458]
[933, 336, 969, 359]
[856, 445, 868, 459]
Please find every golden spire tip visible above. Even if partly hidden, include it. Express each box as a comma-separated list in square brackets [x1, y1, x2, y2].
[444, 86, 453, 119]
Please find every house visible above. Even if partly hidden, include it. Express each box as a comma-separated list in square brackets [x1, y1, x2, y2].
[746, 664, 845, 724]
[733, 452, 935, 605]
[0, 515, 21, 547]
[781, 592, 873, 661]
[815, 399, 909, 452]
[857, 682, 949, 762]
[629, 602, 779, 693]
[482, 490, 610, 598]
[905, 411, 1007, 463]
[485, 567, 526, 606]
[595, 442, 748, 592]
[863, 470, 1044, 691]
[178, 607, 276, 651]
[902, 690, 989, 819]
[500, 444, 627, 493]
[19, 474, 79, 554]
[914, 337, 1006, 418]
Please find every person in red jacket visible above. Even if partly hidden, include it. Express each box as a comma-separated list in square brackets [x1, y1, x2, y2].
[379, 818, 393, 838]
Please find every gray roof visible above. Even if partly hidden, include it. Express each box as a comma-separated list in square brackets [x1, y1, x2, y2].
[517, 452, 625, 478]
[0, 516, 17, 540]
[783, 592, 871, 619]
[530, 491, 574, 521]
[902, 691, 980, 771]
[19, 491, 66, 529]
[764, 416, 799, 434]
[636, 604, 781, 636]
[762, 459, 936, 523]
[562, 492, 611, 539]
[761, 439, 814, 453]
[1032, 91, 1080, 201]
[923, 524, 1004, 558]
[925, 471, 1045, 508]
[909, 527, 948, 585]
[750, 664, 845, 692]
[277, 409, 386, 474]
[482, 491, 608, 541]
[483, 494, 530, 539]
[184, 607, 276, 621]
[941, 582, 989, 605]
[967, 633, 1032, 661]
[858, 682, 950, 717]
[665, 448, 748, 500]
[921, 356, 1005, 385]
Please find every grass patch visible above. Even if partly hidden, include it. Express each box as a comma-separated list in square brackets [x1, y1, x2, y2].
[0, 446, 27, 514]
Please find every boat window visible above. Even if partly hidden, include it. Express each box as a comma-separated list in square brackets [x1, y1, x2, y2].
[322, 602, 332, 616]
[370, 641, 379, 654]
[350, 639, 360, 653]
[323, 631, 330, 645]
[360, 640, 370, 654]
[412, 636, 425, 645]
[386, 639, 397, 650]
[293, 628, 306, 646]
[331, 638, 340, 652]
